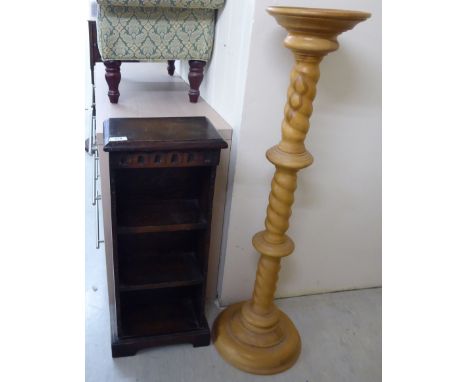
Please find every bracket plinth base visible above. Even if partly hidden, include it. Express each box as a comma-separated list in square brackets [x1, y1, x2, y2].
[213, 302, 301, 375]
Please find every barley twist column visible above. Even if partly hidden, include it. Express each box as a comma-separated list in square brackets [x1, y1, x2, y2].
[213, 7, 370, 375]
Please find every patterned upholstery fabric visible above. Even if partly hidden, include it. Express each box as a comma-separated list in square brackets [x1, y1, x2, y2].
[96, 1, 224, 61]
[97, 0, 224, 9]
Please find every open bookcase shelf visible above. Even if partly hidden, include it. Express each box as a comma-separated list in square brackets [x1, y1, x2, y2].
[119, 251, 203, 292]
[119, 288, 202, 339]
[116, 199, 207, 234]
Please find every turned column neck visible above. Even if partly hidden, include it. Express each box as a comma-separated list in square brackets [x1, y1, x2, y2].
[278, 57, 321, 154]
[285, 34, 338, 59]
[249, 57, 325, 314]
[250, 256, 281, 314]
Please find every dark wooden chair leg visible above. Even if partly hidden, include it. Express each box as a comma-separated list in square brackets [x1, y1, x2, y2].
[104, 60, 121, 104]
[167, 60, 175, 76]
[188, 60, 206, 103]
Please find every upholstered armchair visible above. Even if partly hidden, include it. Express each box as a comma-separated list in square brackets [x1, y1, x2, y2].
[96, 0, 225, 103]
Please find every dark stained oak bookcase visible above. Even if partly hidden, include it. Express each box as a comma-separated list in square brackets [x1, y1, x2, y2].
[103, 117, 228, 357]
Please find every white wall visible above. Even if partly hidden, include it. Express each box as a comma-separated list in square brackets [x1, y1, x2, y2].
[217, 0, 382, 305]
[177, 0, 257, 301]
[178, 0, 254, 128]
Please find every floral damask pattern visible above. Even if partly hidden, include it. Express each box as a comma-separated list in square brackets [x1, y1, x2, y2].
[97, 0, 225, 10]
[97, 4, 220, 60]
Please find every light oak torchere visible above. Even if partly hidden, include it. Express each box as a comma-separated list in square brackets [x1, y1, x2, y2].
[212, 6, 371, 375]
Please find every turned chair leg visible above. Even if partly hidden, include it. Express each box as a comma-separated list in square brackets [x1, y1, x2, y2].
[104, 60, 121, 104]
[167, 60, 175, 76]
[188, 60, 206, 103]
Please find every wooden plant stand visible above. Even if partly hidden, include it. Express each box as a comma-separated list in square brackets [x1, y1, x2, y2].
[212, 6, 371, 375]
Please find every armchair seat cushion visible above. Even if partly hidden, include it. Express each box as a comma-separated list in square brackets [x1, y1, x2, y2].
[97, 5, 219, 60]
[97, 0, 224, 9]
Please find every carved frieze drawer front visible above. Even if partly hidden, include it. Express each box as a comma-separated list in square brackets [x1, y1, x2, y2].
[111, 150, 220, 168]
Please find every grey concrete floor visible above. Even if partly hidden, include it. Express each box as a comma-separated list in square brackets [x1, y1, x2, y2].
[85, 153, 381, 382]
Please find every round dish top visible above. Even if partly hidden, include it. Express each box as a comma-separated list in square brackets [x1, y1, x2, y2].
[267, 6, 371, 21]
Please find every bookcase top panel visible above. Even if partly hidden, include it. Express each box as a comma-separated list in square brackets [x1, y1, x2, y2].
[103, 116, 228, 152]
